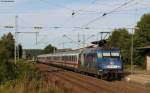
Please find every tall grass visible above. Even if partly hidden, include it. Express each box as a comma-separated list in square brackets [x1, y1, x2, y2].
[0, 74, 65, 93]
[0, 61, 67, 93]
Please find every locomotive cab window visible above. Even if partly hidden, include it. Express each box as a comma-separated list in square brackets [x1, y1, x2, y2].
[111, 52, 120, 57]
[98, 52, 120, 58]
[102, 52, 111, 58]
[111, 52, 120, 58]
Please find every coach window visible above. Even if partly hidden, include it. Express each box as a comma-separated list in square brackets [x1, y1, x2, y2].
[65, 56, 67, 61]
[64, 56, 67, 61]
[54, 56, 56, 60]
[72, 56, 73, 62]
[62, 56, 63, 61]
[62, 56, 64, 61]
[51, 57, 53, 61]
[55, 56, 57, 60]
[59, 56, 61, 61]
[73, 56, 75, 61]
[69, 56, 71, 61]
[74, 56, 77, 61]
[70, 56, 72, 61]
[75, 56, 77, 61]
[72, 56, 73, 61]
[74, 56, 76, 62]
[74, 56, 75, 61]
[64, 56, 65, 61]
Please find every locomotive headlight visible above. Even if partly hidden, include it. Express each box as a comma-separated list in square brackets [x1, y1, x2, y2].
[105, 65, 121, 69]
[109, 61, 114, 65]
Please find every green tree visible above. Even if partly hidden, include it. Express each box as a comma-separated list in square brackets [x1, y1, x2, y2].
[0, 32, 14, 58]
[133, 13, 150, 67]
[0, 42, 9, 62]
[135, 13, 150, 46]
[44, 44, 57, 53]
[0, 32, 19, 84]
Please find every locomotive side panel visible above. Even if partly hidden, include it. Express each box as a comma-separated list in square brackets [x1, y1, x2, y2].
[78, 48, 99, 74]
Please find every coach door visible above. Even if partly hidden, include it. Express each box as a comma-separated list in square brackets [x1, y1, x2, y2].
[146, 55, 150, 71]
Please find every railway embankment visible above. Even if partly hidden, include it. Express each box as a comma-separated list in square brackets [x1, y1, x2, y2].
[35, 63, 150, 93]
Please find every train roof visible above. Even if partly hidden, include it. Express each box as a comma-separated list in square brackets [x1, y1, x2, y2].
[37, 47, 120, 57]
[37, 50, 81, 57]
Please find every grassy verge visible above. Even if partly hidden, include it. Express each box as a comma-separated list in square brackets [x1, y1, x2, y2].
[0, 60, 66, 93]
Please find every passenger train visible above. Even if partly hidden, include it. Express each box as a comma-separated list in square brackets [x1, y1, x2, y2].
[37, 47, 123, 80]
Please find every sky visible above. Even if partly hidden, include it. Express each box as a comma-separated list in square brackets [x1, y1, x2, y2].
[0, 0, 150, 49]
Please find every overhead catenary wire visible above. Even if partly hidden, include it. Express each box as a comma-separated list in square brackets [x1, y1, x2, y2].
[76, 6, 150, 14]
[76, 0, 136, 29]
[71, 0, 101, 16]
[65, 0, 137, 39]
[102, 0, 135, 16]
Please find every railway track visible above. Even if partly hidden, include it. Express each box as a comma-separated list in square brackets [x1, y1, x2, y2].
[35, 63, 150, 93]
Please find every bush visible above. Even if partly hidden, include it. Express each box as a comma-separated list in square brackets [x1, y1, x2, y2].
[0, 62, 18, 84]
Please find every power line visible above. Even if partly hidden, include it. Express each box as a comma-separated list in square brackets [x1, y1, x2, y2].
[71, 0, 101, 16]
[102, 0, 135, 16]
[75, 6, 150, 14]
[73, 0, 136, 29]
[1, 25, 117, 30]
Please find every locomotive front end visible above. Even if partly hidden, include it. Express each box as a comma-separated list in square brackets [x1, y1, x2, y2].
[96, 48, 123, 80]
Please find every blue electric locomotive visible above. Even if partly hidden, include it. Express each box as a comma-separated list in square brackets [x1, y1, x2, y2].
[78, 47, 123, 80]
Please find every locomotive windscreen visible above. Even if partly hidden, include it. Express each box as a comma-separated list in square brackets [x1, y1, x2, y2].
[97, 52, 120, 58]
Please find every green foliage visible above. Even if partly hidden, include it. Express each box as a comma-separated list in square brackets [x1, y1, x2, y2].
[0, 32, 25, 84]
[133, 13, 150, 67]
[134, 13, 150, 47]
[0, 60, 41, 85]
[44, 44, 57, 54]
[0, 44, 9, 62]
[0, 32, 15, 58]
[0, 62, 18, 84]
